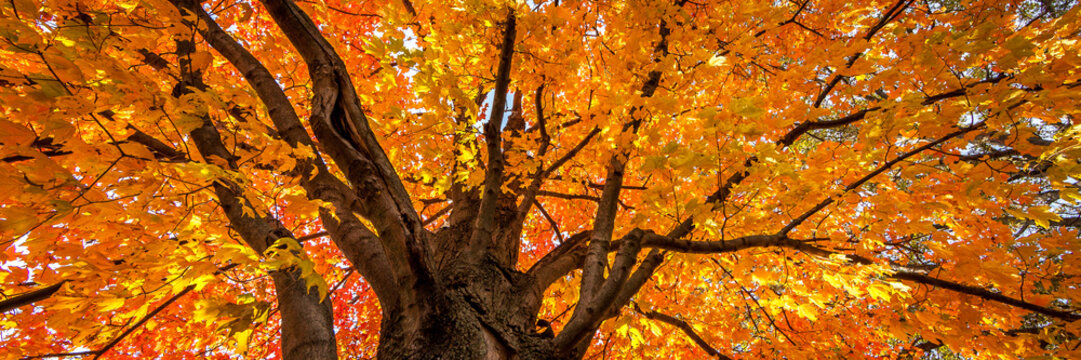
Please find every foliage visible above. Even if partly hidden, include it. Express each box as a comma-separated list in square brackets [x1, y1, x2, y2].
[2, 0, 1081, 359]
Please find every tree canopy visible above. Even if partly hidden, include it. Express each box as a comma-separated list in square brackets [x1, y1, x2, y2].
[3, 0, 1081, 358]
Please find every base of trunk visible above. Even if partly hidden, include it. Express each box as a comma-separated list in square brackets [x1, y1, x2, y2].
[375, 261, 565, 360]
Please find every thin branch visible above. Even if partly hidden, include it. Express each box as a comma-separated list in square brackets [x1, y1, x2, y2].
[20, 264, 239, 360]
[634, 304, 734, 360]
[124, 124, 187, 161]
[297, 231, 328, 242]
[536, 190, 601, 202]
[515, 127, 602, 217]
[422, 203, 452, 227]
[891, 271, 1081, 322]
[718, 265, 799, 346]
[811, 0, 914, 108]
[534, 200, 565, 243]
[779, 124, 980, 235]
[88, 284, 194, 359]
[469, 8, 518, 255]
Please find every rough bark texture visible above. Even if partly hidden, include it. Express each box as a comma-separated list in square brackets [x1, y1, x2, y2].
[376, 252, 557, 360]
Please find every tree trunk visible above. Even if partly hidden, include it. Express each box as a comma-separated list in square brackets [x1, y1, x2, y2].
[373, 255, 562, 360]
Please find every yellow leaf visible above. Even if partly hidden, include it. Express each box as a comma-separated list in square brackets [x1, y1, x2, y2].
[708, 54, 727, 67]
[98, 297, 126, 312]
[1061, 188, 1081, 203]
[1027, 206, 1061, 229]
[731, 97, 764, 118]
[796, 303, 818, 321]
[867, 283, 892, 301]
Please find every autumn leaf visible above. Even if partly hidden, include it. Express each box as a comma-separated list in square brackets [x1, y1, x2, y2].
[3, 1, 1081, 360]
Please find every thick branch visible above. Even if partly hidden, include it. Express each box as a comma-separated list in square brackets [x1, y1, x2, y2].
[778, 107, 880, 146]
[470, 9, 518, 259]
[258, 1, 432, 319]
[559, 18, 673, 354]
[0, 281, 66, 314]
[259, 0, 424, 242]
[172, 32, 337, 360]
[528, 231, 592, 293]
[169, 0, 314, 149]
[577, 156, 633, 307]
[319, 207, 400, 311]
[555, 229, 644, 352]
[639, 233, 831, 256]
[168, 0, 399, 299]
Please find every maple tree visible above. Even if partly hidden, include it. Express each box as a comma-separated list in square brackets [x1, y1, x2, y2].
[2, 0, 1081, 358]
